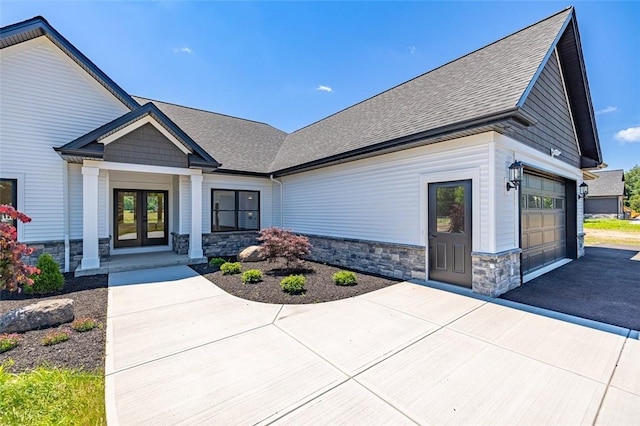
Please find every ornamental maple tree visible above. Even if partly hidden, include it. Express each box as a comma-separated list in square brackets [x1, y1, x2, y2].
[257, 227, 311, 270]
[0, 205, 39, 292]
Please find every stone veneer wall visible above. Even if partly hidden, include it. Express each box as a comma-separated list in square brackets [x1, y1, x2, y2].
[304, 234, 425, 280]
[23, 237, 111, 272]
[471, 249, 521, 297]
[577, 233, 585, 257]
[173, 232, 259, 258]
[171, 233, 190, 255]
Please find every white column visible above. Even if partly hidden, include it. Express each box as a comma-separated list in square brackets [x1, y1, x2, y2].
[81, 166, 100, 270]
[189, 174, 203, 259]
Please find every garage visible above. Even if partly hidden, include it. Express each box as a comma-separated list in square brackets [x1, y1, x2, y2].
[520, 172, 567, 275]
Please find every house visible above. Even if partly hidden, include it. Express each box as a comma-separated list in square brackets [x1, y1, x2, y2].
[0, 7, 603, 297]
[584, 170, 626, 219]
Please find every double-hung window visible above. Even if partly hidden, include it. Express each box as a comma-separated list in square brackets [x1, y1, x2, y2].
[212, 189, 260, 231]
[0, 178, 18, 227]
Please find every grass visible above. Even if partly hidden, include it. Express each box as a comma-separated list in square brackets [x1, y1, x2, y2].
[0, 363, 106, 426]
[583, 218, 640, 232]
[584, 218, 640, 246]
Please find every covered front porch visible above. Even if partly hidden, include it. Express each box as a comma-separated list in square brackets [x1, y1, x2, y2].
[76, 159, 206, 275]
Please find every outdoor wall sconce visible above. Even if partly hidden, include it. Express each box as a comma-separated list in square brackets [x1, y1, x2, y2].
[506, 160, 523, 191]
[578, 182, 589, 199]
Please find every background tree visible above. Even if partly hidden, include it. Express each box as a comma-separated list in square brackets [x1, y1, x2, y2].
[624, 165, 640, 214]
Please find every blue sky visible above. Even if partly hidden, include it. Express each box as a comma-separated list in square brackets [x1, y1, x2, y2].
[2, 1, 638, 171]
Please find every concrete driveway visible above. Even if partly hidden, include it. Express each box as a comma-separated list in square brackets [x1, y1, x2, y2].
[106, 266, 640, 425]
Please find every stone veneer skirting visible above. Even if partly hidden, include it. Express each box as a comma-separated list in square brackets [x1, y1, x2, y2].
[577, 233, 585, 258]
[23, 237, 111, 272]
[471, 249, 522, 297]
[172, 231, 259, 258]
[304, 234, 426, 280]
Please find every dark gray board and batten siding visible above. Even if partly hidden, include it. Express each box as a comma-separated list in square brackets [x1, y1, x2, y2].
[103, 123, 188, 168]
[506, 52, 581, 168]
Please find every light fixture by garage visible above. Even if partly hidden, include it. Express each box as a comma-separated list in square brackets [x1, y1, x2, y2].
[506, 161, 524, 191]
[578, 182, 589, 199]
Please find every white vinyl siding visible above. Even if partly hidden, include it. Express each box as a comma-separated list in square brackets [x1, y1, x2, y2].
[0, 37, 129, 242]
[281, 133, 494, 251]
[202, 175, 273, 234]
[68, 164, 83, 239]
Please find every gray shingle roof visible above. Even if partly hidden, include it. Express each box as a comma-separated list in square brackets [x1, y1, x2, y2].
[587, 170, 625, 197]
[270, 8, 572, 172]
[133, 97, 287, 174]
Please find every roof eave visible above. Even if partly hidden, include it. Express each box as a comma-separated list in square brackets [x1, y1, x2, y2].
[273, 108, 534, 177]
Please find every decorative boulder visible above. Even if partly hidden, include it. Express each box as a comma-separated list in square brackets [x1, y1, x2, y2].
[0, 299, 74, 333]
[238, 245, 266, 262]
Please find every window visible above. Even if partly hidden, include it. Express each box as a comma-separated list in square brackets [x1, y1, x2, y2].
[212, 190, 259, 231]
[0, 179, 18, 226]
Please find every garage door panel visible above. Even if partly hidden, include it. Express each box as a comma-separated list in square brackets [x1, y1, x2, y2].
[521, 172, 567, 275]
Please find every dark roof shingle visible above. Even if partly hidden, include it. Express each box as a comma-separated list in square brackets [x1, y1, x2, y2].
[270, 8, 573, 172]
[588, 170, 625, 197]
[134, 97, 287, 174]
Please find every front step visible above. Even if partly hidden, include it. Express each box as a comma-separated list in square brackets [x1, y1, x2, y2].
[75, 251, 207, 276]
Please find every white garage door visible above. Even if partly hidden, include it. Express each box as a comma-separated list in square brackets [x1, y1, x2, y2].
[521, 172, 566, 275]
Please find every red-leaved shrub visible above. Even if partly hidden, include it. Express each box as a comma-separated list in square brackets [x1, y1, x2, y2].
[257, 227, 311, 269]
[0, 204, 39, 292]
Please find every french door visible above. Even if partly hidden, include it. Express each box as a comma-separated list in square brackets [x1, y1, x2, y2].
[114, 189, 168, 248]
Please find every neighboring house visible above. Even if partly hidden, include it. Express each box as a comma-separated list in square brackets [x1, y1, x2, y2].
[0, 7, 603, 297]
[585, 170, 626, 219]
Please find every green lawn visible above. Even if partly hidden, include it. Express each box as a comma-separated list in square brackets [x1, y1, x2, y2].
[0, 364, 105, 426]
[583, 218, 640, 232]
[583, 218, 640, 246]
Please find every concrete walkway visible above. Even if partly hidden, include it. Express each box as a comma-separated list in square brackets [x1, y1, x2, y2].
[106, 266, 640, 425]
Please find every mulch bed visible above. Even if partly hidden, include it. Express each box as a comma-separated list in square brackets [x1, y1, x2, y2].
[191, 259, 401, 304]
[0, 273, 108, 374]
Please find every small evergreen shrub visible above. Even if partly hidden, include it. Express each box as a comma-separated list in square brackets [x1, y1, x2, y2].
[0, 333, 20, 353]
[220, 262, 242, 275]
[209, 257, 227, 268]
[333, 271, 357, 286]
[71, 318, 98, 332]
[242, 269, 263, 284]
[42, 330, 70, 346]
[280, 275, 306, 294]
[258, 227, 312, 269]
[25, 253, 64, 294]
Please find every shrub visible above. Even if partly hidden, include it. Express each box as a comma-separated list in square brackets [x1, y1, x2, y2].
[280, 274, 306, 294]
[0, 333, 20, 354]
[242, 269, 263, 284]
[258, 227, 312, 269]
[71, 317, 98, 332]
[25, 253, 64, 294]
[42, 330, 70, 346]
[220, 262, 242, 275]
[209, 257, 227, 268]
[333, 271, 357, 286]
[0, 205, 39, 292]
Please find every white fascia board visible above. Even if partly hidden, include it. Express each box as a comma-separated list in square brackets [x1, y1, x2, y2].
[83, 159, 201, 176]
[98, 115, 191, 155]
[493, 133, 582, 180]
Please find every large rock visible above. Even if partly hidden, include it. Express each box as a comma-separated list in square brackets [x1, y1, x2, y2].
[238, 245, 266, 262]
[0, 299, 74, 333]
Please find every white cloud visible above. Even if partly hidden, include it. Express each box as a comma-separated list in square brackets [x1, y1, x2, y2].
[409, 46, 416, 55]
[316, 85, 333, 93]
[173, 47, 193, 54]
[595, 105, 618, 115]
[615, 126, 640, 143]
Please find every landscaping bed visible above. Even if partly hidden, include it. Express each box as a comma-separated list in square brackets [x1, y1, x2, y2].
[191, 259, 401, 304]
[0, 273, 108, 373]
